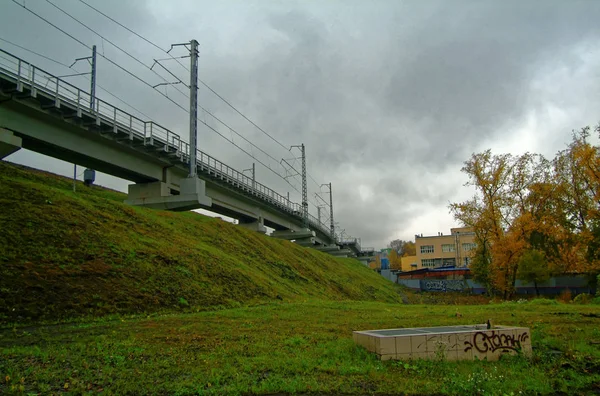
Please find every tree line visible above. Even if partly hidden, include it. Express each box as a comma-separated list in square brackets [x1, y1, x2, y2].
[383, 240, 416, 269]
[450, 126, 600, 298]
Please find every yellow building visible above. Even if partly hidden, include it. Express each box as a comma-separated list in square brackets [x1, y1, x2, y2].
[401, 255, 418, 271]
[414, 227, 476, 269]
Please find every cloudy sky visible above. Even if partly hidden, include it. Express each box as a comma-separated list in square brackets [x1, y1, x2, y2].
[2, 0, 600, 248]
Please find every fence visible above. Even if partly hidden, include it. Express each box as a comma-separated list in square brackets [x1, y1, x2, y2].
[397, 276, 596, 296]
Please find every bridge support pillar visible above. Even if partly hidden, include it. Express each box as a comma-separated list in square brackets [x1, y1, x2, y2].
[239, 217, 267, 234]
[271, 229, 315, 240]
[329, 249, 352, 258]
[125, 177, 212, 211]
[356, 256, 373, 266]
[271, 228, 316, 246]
[0, 128, 22, 159]
[314, 245, 341, 253]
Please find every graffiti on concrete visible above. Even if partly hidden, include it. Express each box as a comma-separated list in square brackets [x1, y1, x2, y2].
[421, 279, 466, 292]
[464, 331, 529, 353]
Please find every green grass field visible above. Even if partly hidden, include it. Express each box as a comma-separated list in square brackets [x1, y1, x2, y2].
[1, 299, 599, 395]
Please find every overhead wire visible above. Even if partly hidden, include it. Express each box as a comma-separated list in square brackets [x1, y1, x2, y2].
[75, 0, 325, 192]
[45, 0, 297, 185]
[0, 37, 164, 130]
[0, 37, 70, 67]
[77, 0, 289, 153]
[11, 0, 325, 221]
[9, 0, 304, 197]
[9, 0, 189, 115]
[43, 0, 189, 102]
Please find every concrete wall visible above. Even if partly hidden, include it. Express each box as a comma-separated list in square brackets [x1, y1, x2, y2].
[380, 269, 398, 284]
[398, 276, 596, 296]
[397, 279, 421, 290]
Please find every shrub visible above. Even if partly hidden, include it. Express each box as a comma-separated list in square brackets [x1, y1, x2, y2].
[557, 288, 572, 303]
[573, 293, 593, 304]
[178, 297, 189, 307]
[592, 297, 600, 305]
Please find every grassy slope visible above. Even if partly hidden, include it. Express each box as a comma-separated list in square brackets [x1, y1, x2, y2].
[0, 160, 401, 323]
[1, 300, 599, 394]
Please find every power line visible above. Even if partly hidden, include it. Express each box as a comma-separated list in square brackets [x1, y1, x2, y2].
[0, 41, 301, 203]
[77, 0, 189, 71]
[0, 37, 70, 67]
[10, 0, 188, 115]
[74, 0, 325, 201]
[75, 0, 297, 155]
[11, 0, 323, 217]
[0, 37, 163, 130]
[196, 114, 303, 197]
[44, 0, 295, 181]
[197, 80, 289, 151]
[43, 0, 189, 101]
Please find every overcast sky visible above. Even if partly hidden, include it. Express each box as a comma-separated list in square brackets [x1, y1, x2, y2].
[2, 0, 600, 249]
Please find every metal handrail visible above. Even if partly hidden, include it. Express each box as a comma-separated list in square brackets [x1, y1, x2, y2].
[0, 48, 336, 238]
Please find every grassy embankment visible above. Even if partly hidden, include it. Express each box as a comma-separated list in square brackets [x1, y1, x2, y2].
[0, 160, 402, 324]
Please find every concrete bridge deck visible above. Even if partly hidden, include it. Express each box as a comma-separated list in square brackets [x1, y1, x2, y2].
[0, 49, 344, 251]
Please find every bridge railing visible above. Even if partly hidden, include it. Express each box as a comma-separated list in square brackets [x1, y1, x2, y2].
[338, 237, 361, 251]
[307, 212, 332, 238]
[0, 48, 336, 238]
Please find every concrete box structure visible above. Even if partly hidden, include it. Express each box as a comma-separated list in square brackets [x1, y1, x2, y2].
[353, 324, 532, 361]
[415, 227, 476, 269]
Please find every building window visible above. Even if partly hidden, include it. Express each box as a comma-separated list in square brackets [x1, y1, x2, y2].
[462, 243, 476, 252]
[442, 258, 456, 267]
[442, 244, 455, 252]
[463, 257, 471, 267]
[421, 259, 435, 267]
[420, 245, 434, 254]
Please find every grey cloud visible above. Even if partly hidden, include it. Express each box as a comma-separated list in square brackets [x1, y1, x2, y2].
[3, 0, 600, 247]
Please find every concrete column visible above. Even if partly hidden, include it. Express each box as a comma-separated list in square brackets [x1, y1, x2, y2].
[125, 177, 212, 211]
[271, 229, 315, 240]
[271, 228, 316, 247]
[357, 257, 373, 266]
[239, 216, 267, 234]
[0, 128, 22, 159]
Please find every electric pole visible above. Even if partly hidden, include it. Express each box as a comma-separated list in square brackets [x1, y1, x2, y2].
[167, 40, 199, 177]
[67, 45, 97, 192]
[188, 39, 199, 177]
[290, 144, 308, 228]
[301, 144, 307, 228]
[243, 163, 256, 190]
[321, 182, 334, 239]
[90, 45, 97, 110]
[329, 182, 334, 238]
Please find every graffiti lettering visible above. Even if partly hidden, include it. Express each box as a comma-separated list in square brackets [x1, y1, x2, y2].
[464, 331, 529, 353]
[421, 280, 466, 292]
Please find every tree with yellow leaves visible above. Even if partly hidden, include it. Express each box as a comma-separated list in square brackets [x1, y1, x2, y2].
[451, 127, 600, 297]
